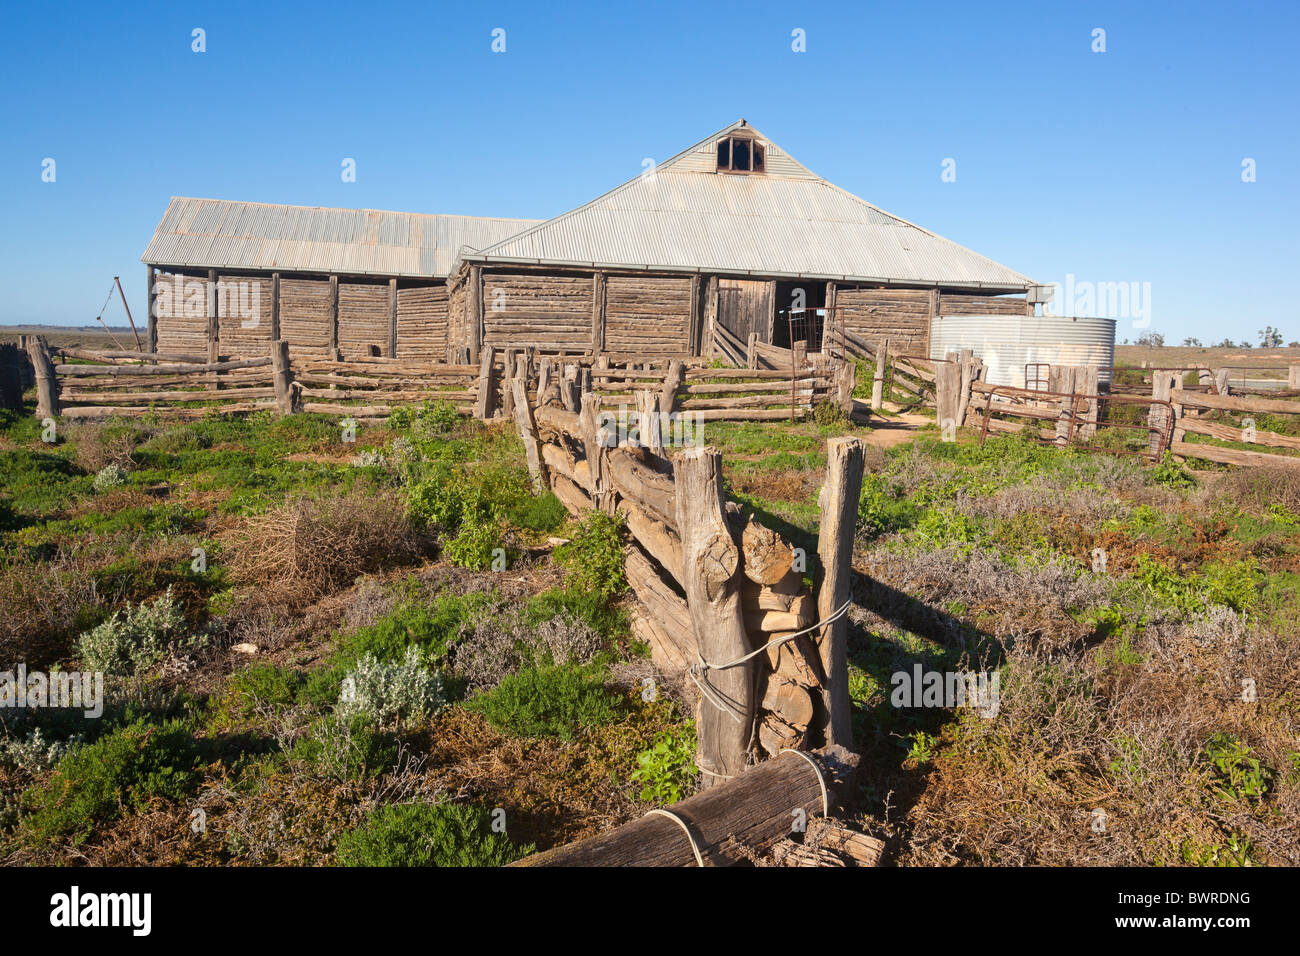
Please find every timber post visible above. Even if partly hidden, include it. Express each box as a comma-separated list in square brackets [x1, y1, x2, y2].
[674, 445, 754, 786]
[871, 337, 888, 411]
[934, 353, 961, 434]
[816, 437, 865, 748]
[26, 335, 60, 420]
[145, 266, 158, 353]
[271, 339, 293, 415]
[474, 345, 497, 419]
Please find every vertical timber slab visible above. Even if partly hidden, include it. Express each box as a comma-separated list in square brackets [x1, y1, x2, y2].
[817, 437, 865, 748]
[674, 446, 754, 785]
[475, 344, 496, 420]
[388, 278, 398, 358]
[660, 359, 684, 417]
[766, 279, 777, 344]
[871, 337, 888, 411]
[934, 354, 961, 433]
[592, 271, 607, 356]
[206, 268, 219, 364]
[327, 275, 340, 358]
[502, 349, 517, 419]
[270, 273, 281, 344]
[1149, 370, 1178, 456]
[146, 266, 157, 353]
[467, 265, 483, 364]
[825, 281, 838, 357]
[688, 274, 702, 356]
[704, 276, 719, 358]
[927, 289, 939, 356]
[271, 339, 293, 415]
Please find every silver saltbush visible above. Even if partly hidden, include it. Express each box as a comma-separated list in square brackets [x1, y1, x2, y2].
[92, 463, 127, 493]
[75, 587, 199, 675]
[338, 646, 447, 727]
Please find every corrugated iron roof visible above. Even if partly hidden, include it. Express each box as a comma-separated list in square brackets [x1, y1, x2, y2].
[466, 120, 1035, 291]
[141, 198, 541, 278]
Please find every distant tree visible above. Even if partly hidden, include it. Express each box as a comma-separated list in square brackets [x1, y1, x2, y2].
[1136, 331, 1165, 348]
[1238, 340, 1254, 349]
[1182, 337, 1203, 347]
[1290, 341, 1300, 348]
[1259, 326, 1283, 348]
[1213, 338, 1236, 348]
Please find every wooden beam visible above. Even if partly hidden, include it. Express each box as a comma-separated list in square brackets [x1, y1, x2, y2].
[816, 438, 865, 749]
[675, 446, 754, 785]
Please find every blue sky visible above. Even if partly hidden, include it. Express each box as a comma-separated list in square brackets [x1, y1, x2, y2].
[1, 0, 1296, 344]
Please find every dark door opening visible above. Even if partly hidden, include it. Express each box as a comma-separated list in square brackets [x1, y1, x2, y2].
[773, 281, 827, 351]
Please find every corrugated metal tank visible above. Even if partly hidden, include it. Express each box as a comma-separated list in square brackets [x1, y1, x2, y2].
[929, 314, 1116, 387]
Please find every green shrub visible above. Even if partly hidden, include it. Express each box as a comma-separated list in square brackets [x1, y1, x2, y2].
[21, 718, 200, 843]
[857, 474, 914, 539]
[291, 714, 398, 782]
[466, 663, 621, 739]
[555, 511, 626, 599]
[336, 801, 531, 867]
[631, 726, 697, 804]
[526, 586, 627, 639]
[75, 587, 199, 675]
[338, 647, 448, 728]
[334, 593, 491, 669]
[507, 491, 567, 533]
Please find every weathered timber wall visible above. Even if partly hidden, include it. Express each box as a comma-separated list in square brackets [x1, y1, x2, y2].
[337, 281, 390, 357]
[938, 292, 1031, 316]
[482, 272, 594, 352]
[835, 288, 932, 356]
[605, 276, 693, 356]
[280, 277, 332, 359]
[152, 271, 209, 356]
[397, 285, 449, 359]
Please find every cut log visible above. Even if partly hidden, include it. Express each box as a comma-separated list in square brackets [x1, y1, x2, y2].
[740, 515, 798, 585]
[762, 678, 815, 731]
[512, 745, 858, 866]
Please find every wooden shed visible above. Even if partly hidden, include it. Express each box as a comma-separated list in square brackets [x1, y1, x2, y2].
[140, 198, 538, 360]
[445, 120, 1040, 364]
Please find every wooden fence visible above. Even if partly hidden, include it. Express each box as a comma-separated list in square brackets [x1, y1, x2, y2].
[18, 336, 854, 428]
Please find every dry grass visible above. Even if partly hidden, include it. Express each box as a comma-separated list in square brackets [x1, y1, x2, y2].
[221, 488, 427, 608]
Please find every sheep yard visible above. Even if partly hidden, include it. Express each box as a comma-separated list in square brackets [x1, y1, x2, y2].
[1, 376, 1298, 868]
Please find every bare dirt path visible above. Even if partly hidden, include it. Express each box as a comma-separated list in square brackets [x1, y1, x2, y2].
[853, 399, 932, 448]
